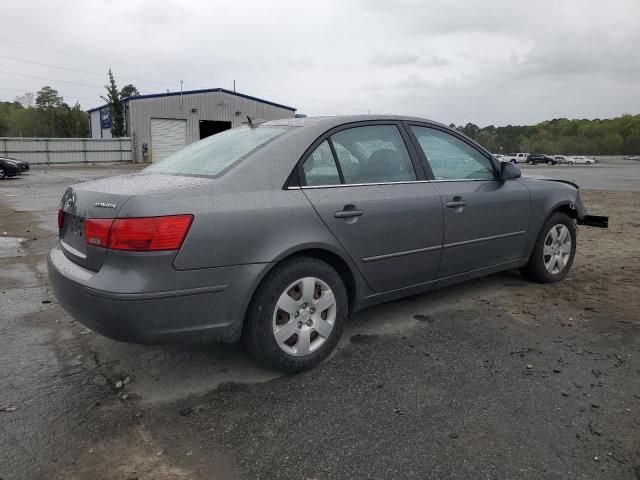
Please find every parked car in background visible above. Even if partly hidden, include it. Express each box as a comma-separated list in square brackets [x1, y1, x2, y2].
[2, 157, 30, 172]
[0, 158, 22, 179]
[625, 155, 640, 161]
[493, 153, 504, 162]
[567, 156, 596, 165]
[48, 115, 608, 372]
[503, 152, 529, 164]
[526, 154, 558, 165]
[554, 155, 569, 164]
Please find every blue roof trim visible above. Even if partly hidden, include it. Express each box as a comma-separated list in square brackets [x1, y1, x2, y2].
[87, 88, 296, 113]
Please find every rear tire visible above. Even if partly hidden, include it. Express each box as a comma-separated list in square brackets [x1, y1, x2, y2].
[521, 212, 576, 283]
[0, 168, 5, 180]
[527, 160, 534, 165]
[243, 257, 348, 373]
[568, 161, 574, 165]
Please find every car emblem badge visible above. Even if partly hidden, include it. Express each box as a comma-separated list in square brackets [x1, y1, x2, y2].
[66, 194, 76, 209]
[94, 202, 117, 209]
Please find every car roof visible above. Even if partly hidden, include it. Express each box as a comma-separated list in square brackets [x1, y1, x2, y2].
[262, 114, 447, 130]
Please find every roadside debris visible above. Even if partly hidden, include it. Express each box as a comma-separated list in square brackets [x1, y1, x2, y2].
[0, 404, 17, 412]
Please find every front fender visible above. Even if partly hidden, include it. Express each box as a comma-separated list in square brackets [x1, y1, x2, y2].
[519, 178, 584, 257]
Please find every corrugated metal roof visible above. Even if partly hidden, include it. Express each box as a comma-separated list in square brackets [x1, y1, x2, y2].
[87, 88, 296, 113]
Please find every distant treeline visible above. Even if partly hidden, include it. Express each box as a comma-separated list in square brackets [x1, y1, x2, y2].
[451, 114, 640, 155]
[0, 86, 89, 138]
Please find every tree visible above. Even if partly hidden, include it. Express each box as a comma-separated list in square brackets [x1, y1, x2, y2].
[101, 69, 125, 137]
[15, 92, 35, 108]
[460, 123, 480, 140]
[35, 86, 63, 109]
[119, 84, 139, 100]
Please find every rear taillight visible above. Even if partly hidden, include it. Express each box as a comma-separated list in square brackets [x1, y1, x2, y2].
[84, 215, 193, 252]
[57, 209, 65, 229]
[84, 219, 113, 247]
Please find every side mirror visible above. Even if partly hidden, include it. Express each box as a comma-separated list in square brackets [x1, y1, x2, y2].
[500, 161, 521, 180]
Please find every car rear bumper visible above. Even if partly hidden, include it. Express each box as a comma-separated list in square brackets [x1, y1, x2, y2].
[47, 245, 270, 344]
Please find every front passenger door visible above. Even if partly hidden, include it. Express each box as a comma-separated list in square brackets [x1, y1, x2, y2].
[409, 125, 530, 278]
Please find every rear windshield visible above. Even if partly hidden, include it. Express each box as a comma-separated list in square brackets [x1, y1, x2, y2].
[144, 126, 288, 176]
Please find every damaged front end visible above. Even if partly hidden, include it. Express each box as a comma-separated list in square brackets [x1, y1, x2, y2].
[578, 214, 609, 228]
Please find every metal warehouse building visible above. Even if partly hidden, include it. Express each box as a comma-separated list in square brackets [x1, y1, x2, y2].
[88, 88, 296, 162]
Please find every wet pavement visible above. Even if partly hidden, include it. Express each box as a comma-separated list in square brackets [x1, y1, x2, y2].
[1, 165, 639, 479]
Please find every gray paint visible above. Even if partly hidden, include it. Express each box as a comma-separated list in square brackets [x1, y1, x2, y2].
[48, 115, 590, 345]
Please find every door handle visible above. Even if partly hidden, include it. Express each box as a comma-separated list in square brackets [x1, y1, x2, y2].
[334, 209, 364, 218]
[446, 201, 467, 208]
[334, 205, 364, 218]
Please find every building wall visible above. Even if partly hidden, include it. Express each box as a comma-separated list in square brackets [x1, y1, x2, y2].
[128, 91, 294, 162]
[89, 109, 113, 139]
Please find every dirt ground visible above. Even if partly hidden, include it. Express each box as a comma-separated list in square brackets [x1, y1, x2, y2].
[1, 167, 639, 480]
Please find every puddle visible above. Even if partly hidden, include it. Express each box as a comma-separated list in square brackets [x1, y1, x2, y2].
[0, 236, 27, 257]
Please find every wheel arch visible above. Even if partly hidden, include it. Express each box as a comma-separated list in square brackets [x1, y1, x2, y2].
[524, 199, 579, 261]
[553, 201, 579, 220]
[240, 244, 363, 333]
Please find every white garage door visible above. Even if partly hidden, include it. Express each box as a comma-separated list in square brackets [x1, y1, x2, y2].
[150, 118, 187, 162]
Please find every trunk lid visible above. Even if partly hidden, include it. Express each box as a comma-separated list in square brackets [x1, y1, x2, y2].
[58, 173, 209, 271]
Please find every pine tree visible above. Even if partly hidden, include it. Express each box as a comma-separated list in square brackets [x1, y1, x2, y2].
[101, 69, 125, 137]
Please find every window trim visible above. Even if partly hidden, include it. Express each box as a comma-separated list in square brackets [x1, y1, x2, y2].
[404, 122, 500, 181]
[300, 139, 343, 188]
[293, 120, 426, 189]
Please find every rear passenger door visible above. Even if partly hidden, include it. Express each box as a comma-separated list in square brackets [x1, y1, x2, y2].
[407, 124, 530, 278]
[300, 122, 443, 293]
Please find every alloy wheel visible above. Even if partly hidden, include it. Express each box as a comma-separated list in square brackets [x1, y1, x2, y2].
[543, 224, 572, 274]
[272, 277, 336, 356]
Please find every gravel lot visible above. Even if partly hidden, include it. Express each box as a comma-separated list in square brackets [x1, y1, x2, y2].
[1, 164, 639, 480]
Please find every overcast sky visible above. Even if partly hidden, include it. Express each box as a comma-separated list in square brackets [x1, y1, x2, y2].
[1, 0, 639, 126]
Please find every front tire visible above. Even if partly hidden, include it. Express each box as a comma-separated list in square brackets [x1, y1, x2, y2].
[0, 168, 5, 180]
[521, 212, 576, 283]
[527, 160, 534, 165]
[243, 257, 348, 373]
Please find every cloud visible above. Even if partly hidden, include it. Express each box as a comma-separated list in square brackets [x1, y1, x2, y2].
[0, 0, 639, 125]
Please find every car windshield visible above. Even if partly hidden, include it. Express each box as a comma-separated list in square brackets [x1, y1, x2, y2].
[144, 126, 288, 176]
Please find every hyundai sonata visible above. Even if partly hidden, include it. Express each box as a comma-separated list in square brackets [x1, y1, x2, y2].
[48, 116, 607, 372]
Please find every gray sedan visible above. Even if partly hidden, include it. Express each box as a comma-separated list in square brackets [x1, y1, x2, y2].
[48, 115, 606, 372]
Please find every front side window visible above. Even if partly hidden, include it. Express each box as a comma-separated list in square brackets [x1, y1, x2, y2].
[302, 140, 341, 186]
[331, 125, 416, 184]
[411, 126, 495, 180]
[144, 126, 288, 176]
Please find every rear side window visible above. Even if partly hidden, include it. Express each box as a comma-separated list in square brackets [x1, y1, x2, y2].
[331, 125, 416, 184]
[410, 126, 495, 180]
[144, 126, 287, 177]
[302, 140, 341, 186]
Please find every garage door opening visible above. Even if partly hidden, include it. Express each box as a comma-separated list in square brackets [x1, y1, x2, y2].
[199, 120, 232, 140]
